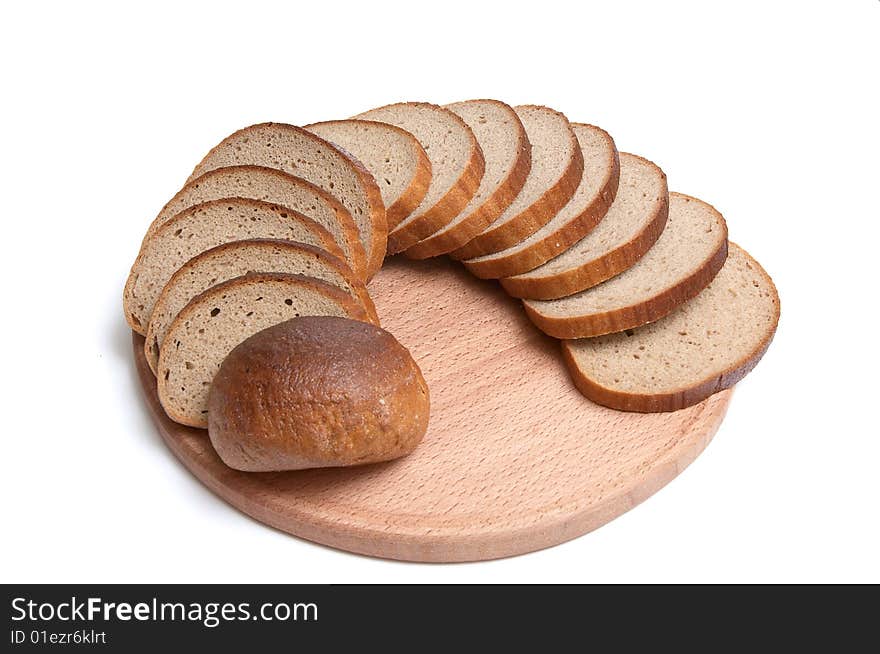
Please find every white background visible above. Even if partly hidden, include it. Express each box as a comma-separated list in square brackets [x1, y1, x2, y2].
[1, 0, 877, 583]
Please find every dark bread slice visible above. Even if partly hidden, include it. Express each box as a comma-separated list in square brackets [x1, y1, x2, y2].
[187, 123, 387, 278]
[353, 102, 485, 254]
[449, 105, 583, 260]
[562, 243, 779, 412]
[123, 198, 343, 334]
[143, 165, 367, 280]
[523, 193, 728, 338]
[462, 123, 619, 278]
[306, 120, 431, 230]
[144, 238, 379, 374]
[405, 99, 531, 259]
[208, 316, 429, 471]
[500, 153, 668, 300]
[157, 273, 371, 428]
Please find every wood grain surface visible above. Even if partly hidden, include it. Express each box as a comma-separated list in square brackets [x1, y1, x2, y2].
[134, 255, 733, 562]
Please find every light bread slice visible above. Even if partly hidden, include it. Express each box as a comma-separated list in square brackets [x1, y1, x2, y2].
[144, 239, 379, 374]
[187, 123, 386, 278]
[158, 273, 371, 427]
[501, 153, 668, 300]
[562, 243, 780, 412]
[144, 165, 367, 280]
[305, 119, 431, 230]
[406, 99, 531, 259]
[450, 105, 583, 260]
[524, 193, 728, 338]
[124, 198, 343, 334]
[463, 124, 619, 279]
[353, 102, 485, 254]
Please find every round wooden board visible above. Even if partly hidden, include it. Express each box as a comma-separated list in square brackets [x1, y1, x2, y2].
[134, 255, 732, 562]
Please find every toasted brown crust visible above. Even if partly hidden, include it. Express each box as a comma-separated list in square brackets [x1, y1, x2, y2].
[405, 100, 532, 259]
[449, 105, 584, 260]
[143, 238, 380, 375]
[356, 102, 486, 255]
[462, 124, 619, 279]
[207, 316, 429, 471]
[157, 273, 370, 428]
[500, 155, 669, 300]
[123, 198, 346, 334]
[560, 242, 780, 412]
[306, 119, 433, 230]
[143, 165, 369, 280]
[524, 236, 729, 339]
[186, 123, 387, 280]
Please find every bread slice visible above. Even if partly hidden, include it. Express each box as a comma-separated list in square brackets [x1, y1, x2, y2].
[144, 238, 379, 374]
[158, 273, 371, 427]
[187, 123, 386, 278]
[524, 193, 728, 338]
[449, 105, 583, 260]
[124, 198, 343, 334]
[305, 120, 431, 230]
[144, 165, 367, 280]
[463, 124, 619, 279]
[405, 99, 531, 259]
[562, 242, 780, 412]
[353, 102, 485, 254]
[501, 153, 668, 300]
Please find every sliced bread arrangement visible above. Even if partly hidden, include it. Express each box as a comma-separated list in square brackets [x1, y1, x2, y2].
[126, 96, 779, 472]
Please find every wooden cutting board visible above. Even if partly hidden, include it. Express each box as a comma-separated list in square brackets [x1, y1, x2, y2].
[134, 255, 732, 562]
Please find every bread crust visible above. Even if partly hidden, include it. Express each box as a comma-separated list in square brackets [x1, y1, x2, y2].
[124, 198, 346, 334]
[157, 272, 370, 428]
[143, 238, 380, 375]
[186, 123, 387, 280]
[560, 242, 780, 412]
[405, 100, 532, 259]
[306, 119, 433, 230]
[207, 316, 429, 471]
[144, 165, 369, 280]
[500, 154, 669, 300]
[462, 124, 619, 278]
[525, 233, 728, 339]
[355, 102, 486, 255]
[449, 105, 584, 261]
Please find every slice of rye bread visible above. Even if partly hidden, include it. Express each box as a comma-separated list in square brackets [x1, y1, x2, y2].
[449, 105, 584, 260]
[143, 165, 367, 280]
[463, 124, 620, 279]
[186, 123, 386, 278]
[500, 153, 668, 300]
[158, 273, 371, 428]
[123, 198, 343, 334]
[353, 102, 485, 254]
[405, 99, 531, 259]
[144, 238, 379, 374]
[561, 242, 780, 412]
[524, 193, 729, 338]
[305, 120, 431, 230]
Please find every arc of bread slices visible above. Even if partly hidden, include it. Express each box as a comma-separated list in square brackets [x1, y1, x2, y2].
[449, 105, 584, 261]
[562, 242, 780, 412]
[463, 123, 620, 279]
[405, 99, 532, 259]
[306, 119, 432, 230]
[353, 102, 485, 255]
[187, 123, 387, 278]
[142, 165, 368, 280]
[524, 193, 729, 339]
[144, 238, 379, 375]
[124, 198, 343, 334]
[500, 153, 669, 300]
[157, 272, 371, 428]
